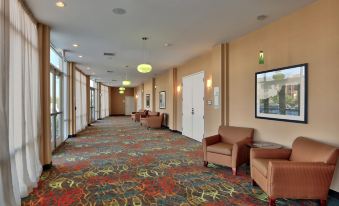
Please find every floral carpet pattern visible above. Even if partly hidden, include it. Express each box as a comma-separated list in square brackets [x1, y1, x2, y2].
[22, 117, 338, 206]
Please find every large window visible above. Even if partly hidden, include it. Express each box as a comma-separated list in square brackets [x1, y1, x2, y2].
[100, 85, 109, 118]
[50, 46, 68, 150]
[90, 80, 97, 123]
[75, 70, 88, 132]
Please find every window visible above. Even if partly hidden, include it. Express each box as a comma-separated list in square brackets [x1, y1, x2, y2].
[100, 85, 109, 118]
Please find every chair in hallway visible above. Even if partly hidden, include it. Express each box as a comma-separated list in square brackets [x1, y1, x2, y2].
[140, 113, 164, 129]
[140, 111, 159, 126]
[131, 110, 148, 122]
[203, 126, 254, 175]
[250, 137, 338, 206]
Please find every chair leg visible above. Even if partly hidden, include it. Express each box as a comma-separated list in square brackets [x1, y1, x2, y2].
[232, 168, 237, 176]
[320, 200, 327, 206]
[268, 198, 276, 206]
[251, 179, 257, 186]
[203, 161, 208, 167]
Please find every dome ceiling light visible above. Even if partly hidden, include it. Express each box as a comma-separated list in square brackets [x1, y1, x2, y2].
[137, 37, 152, 73]
[122, 71, 131, 86]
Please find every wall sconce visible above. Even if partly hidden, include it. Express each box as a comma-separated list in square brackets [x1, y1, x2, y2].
[135, 94, 139, 98]
[206, 79, 212, 88]
[259, 51, 265, 64]
[177, 85, 181, 93]
[154, 85, 157, 89]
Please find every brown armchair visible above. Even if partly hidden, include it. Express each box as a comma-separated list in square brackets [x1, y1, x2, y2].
[131, 110, 148, 122]
[251, 137, 338, 206]
[203, 126, 254, 175]
[140, 111, 159, 125]
[140, 113, 164, 129]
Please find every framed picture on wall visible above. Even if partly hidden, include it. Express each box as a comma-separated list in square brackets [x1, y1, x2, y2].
[146, 94, 150, 108]
[159, 91, 166, 109]
[255, 63, 308, 123]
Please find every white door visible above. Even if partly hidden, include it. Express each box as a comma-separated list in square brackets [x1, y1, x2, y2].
[192, 72, 205, 142]
[137, 91, 142, 111]
[125, 96, 135, 115]
[182, 72, 205, 142]
[182, 76, 193, 138]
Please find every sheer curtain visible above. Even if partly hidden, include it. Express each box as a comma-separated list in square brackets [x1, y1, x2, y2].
[1, 0, 42, 205]
[75, 70, 87, 132]
[100, 85, 109, 118]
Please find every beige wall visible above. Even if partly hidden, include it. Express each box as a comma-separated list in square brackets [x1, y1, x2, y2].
[110, 87, 134, 115]
[176, 45, 224, 136]
[228, 0, 339, 191]
[143, 79, 154, 111]
[154, 69, 176, 128]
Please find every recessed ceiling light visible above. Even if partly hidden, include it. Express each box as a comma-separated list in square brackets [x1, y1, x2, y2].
[78, 55, 83, 58]
[73, 44, 79, 48]
[56, 1, 65, 8]
[257, 15, 268, 21]
[112, 8, 126, 15]
[87, 67, 91, 70]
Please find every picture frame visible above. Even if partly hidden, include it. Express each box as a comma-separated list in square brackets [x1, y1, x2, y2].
[255, 63, 308, 123]
[146, 94, 150, 108]
[159, 91, 166, 109]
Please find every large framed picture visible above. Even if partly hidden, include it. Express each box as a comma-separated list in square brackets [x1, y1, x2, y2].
[146, 94, 150, 108]
[159, 91, 166, 109]
[255, 64, 308, 123]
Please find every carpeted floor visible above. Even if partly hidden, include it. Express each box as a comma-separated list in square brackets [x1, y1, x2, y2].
[22, 117, 338, 206]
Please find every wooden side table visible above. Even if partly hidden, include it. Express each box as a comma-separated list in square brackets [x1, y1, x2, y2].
[247, 141, 283, 149]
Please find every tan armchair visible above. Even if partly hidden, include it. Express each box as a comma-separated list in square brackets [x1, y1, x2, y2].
[251, 137, 338, 206]
[203, 126, 254, 175]
[140, 113, 164, 129]
[140, 111, 159, 125]
[131, 110, 148, 122]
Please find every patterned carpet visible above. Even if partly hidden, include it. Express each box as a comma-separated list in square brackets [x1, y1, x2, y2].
[22, 117, 338, 206]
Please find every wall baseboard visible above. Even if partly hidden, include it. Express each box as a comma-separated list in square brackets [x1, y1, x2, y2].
[169, 129, 182, 134]
[68, 134, 77, 138]
[329, 189, 339, 200]
[42, 162, 52, 171]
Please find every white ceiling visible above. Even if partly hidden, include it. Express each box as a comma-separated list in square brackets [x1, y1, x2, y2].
[26, 0, 315, 87]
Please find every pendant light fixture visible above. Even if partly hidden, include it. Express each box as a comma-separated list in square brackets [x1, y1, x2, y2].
[119, 87, 125, 91]
[122, 71, 131, 86]
[119, 90, 124, 94]
[137, 37, 152, 73]
[259, 51, 265, 64]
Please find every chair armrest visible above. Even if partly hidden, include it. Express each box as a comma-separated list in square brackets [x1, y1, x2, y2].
[203, 135, 221, 146]
[251, 148, 291, 160]
[202, 135, 220, 161]
[232, 137, 252, 168]
[267, 161, 336, 199]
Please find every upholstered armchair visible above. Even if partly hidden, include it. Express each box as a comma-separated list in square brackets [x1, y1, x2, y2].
[140, 111, 159, 125]
[250, 137, 338, 206]
[131, 110, 148, 122]
[141, 113, 164, 129]
[203, 126, 254, 175]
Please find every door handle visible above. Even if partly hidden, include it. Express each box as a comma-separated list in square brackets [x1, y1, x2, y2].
[192, 108, 194, 115]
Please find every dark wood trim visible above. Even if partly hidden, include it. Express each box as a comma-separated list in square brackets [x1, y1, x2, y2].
[42, 162, 53, 171]
[169, 129, 182, 134]
[68, 134, 77, 138]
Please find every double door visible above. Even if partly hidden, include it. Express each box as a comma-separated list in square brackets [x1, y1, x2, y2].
[182, 72, 205, 142]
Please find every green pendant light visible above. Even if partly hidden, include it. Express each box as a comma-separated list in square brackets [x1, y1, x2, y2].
[119, 87, 126, 91]
[137, 37, 152, 73]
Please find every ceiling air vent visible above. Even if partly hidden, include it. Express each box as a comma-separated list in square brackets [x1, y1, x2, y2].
[107, 70, 114, 73]
[104, 52, 115, 56]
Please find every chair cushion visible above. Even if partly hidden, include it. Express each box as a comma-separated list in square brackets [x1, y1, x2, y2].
[290, 137, 338, 164]
[252, 158, 289, 177]
[207, 142, 233, 155]
[148, 112, 159, 116]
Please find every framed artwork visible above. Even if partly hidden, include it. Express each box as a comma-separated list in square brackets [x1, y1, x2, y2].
[255, 64, 308, 123]
[146, 94, 150, 108]
[159, 91, 166, 109]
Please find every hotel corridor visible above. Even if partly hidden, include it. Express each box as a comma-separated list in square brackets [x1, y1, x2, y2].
[21, 117, 330, 206]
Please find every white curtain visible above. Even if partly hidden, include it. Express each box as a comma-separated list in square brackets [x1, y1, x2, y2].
[100, 85, 109, 118]
[1, 0, 42, 205]
[75, 70, 87, 132]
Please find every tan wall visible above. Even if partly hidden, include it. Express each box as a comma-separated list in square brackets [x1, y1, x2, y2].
[143, 79, 154, 111]
[154, 69, 175, 128]
[228, 0, 339, 191]
[110, 87, 134, 115]
[176, 45, 224, 136]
